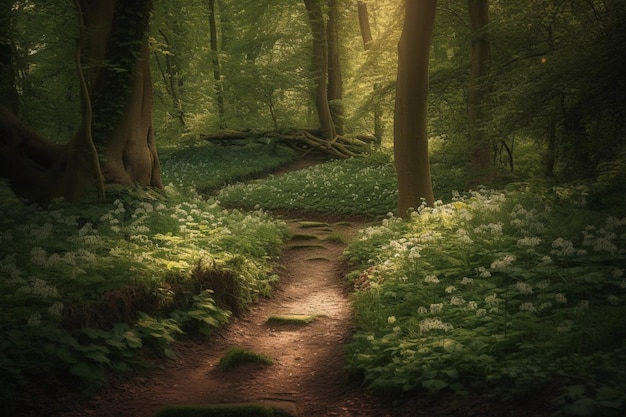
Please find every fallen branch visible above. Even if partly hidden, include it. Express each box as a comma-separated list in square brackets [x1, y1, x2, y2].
[202, 129, 374, 159]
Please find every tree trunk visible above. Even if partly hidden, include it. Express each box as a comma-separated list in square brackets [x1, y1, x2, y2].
[394, 0, 437, 217]
[0, 0, 19, 114]
[303, 0, 337, 141]
[357, 1, 383, 145]
[209, 0, 226, 129]
[326, 0, 344, 136]
[0, 0, 162, 204]
[467, 0, 494, 187]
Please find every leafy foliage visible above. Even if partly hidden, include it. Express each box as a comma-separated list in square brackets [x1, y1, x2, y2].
[0, 146, 290, 411]
[343, 185, 626, 412]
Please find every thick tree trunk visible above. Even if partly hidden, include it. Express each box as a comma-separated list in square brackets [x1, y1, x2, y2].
[303, 0, 337, 141]
[467, 0, 494, 187]
[326, 0, 344, 136]
[0, 0, 162, 204]
[394, 0, 437, 217]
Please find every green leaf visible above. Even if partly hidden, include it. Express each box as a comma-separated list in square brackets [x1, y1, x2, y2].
[565, 398, 596, 416]
[422, 378, 448, 393]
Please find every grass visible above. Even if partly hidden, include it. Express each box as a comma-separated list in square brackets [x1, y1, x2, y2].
[217, 347, 274, 370]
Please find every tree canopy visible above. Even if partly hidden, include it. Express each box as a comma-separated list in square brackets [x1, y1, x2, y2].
[1, 0, 625, 204]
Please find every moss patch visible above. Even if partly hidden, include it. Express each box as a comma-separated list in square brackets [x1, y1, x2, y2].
[217, 347, 273, 371]
[154, 402, 295, 417]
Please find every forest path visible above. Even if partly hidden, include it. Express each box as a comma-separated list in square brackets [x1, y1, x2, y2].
[61, 215, 400, 417]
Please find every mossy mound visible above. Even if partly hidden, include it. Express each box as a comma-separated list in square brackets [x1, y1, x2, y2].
[154, 402, 295, 417]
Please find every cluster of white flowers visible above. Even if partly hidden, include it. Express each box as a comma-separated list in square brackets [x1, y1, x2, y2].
[517, 236, 542, 248]
[473, 222, 504, 236]
[516, 281, 533, 295]
[419, 318, 454, 333]
[551, 237, 579, 256]
[519, 302, 537, 313]
[19, 278, 59, 299]
[582, 226, 620, 254]
[430, 303, 444, 314]
[424, 275, 440, 284]
[490, 254, 516, 269]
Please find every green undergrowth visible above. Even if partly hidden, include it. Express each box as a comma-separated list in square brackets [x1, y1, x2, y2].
[217, 152, 398, 216]
[0, 181, 288, 412]
[159, 142, 298, 195]
[343, 184, 626, 415]
[217, 347, 274, 370]
[154, 403, 294, 417]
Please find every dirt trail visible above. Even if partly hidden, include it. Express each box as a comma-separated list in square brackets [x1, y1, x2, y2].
[60, 217, 402, 417]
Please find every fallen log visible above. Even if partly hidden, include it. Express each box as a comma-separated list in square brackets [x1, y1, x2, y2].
[201, 129, 373, 159]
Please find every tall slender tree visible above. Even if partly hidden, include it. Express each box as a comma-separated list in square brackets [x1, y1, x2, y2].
[0, 0, 18, 114]
[394, 0, 437, 217]
[303, 0, 336, 141]
[209, 0, 226, 129]
[467, 0, 494, 187]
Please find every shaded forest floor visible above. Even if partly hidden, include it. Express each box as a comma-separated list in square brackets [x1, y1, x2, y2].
[47, 156, 554, 417]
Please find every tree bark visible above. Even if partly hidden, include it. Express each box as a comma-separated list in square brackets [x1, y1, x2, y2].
[467, 0, 494, 187]
[326, 0, 344, 135]
[209, 0, 226, 129]
[303, 0, 337, 141]
[394, 0, 437, 217]
[357, 1, 383, 144]
[0, 0, 19, 114]
[0, 0, 162, 204]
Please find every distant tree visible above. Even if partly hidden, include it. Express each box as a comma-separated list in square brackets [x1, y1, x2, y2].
[0, 0, 18, 114]
[467, 0, 494, 187]
[0, 0, 162, 204]
[394, 0, 437, 217]
[326, 0, 344, 135]
[208, 0, 226, 128]
[303, 0, 337, 140]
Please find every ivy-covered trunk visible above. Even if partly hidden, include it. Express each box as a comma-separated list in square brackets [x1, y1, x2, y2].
[0, 0, 162, 204]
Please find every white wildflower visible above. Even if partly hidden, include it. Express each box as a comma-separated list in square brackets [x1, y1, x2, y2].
[491, 254, 516, 269]
[555, 293, 567, 303]
[424, 275, 440, 284]
[387, 316, 396, 324]
[445, 286, 457, 294]
[556, 320, 573, 334]
[516, 281, 533, 295]
[27, 313, 42, 327]
[450, 296, 466, 305]
[485, 294, 500, 306]
[517, 236, 541, 248]
[476, 266, 492, 278]
[519, 302, 537, 313]
[429, 303, 444, 314]
[461, 277, 474, 285]
[419, 318, 454, 333]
